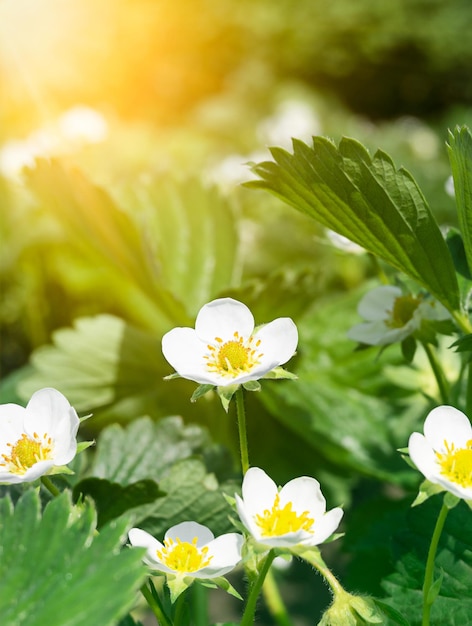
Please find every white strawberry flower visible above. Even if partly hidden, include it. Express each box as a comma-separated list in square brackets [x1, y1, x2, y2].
[408, 405, 472, 500]
[162, 298, 298, 387]
[347, 285, 450, 346]
[235, 467, 343, 549]
[0, 388, 80, 484]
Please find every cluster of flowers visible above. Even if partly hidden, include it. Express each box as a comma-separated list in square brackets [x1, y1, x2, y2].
[2, 296, 472, 616]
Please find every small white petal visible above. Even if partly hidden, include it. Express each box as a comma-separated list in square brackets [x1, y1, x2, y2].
[165, 521, 215, 546]
[161, 327, 217, 384]
[278, 476, 325, 518]
[357, 286, 401, 321]
[24, 388, 73, 434]
[308, 508, 344, 545]
[408, 432, 438, 481]
[241, 467, 279, 518]
[128, 528, 164, 567]
[423, 406, 472, 451]
[193, 533, 243, 578]
[252, 318, 298, 368]
[195, 298, 254, 342]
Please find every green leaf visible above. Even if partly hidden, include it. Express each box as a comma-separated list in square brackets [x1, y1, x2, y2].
[372, 600, 410, 626]
[447, 126, 472, 277]
[0, 490, 146, 626]
[128, 177, 241, 316]
[381, 497, 472, 625]
[24, 159, 187, 328]
[89, 416, 212, 485]
[73, 477, 165, 528]
[15, 315, 167, 426]
[130, 458, 238, 538]
[248, 137, 460, 312]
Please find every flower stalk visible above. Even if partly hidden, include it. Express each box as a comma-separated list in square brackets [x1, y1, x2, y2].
[236, 387, 250, 474]
[240, 550, 276, 626]
[422, 502, 449, 626]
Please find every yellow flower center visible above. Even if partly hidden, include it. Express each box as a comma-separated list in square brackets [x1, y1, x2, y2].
[204, 331, 263, 378]
[436, 439, 472, 488]
[387, 295, 421, 328]
[0, 432, 54, 475]
[255, 493, 314, 537]
[156, 536, 213, 573]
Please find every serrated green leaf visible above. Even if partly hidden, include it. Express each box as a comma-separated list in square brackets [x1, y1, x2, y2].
[131, 458, 238, 538]
[248, 136, 460, 312]
[15, 315, 167, 426]
[381, 497, 472, 625]
[89, 415, 211, 485]
[73, 477, 165, 528]
[447, 126, 472, 277]
[0, 490, 146, 626]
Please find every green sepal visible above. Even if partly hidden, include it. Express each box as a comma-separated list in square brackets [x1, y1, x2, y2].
[262, 366, 298, 380]
[79, 413, 93, 423]
[242, 380, 261, 392]
[465, 498, 472, 511]
[411, 479, 445, 507]
[165, 574, 193, 603]
[76, 440, 95, 454]
[371, 600, 410, 626]
[200, 577, 243, 600]
[426, 571, 444, 606]
[164, 372, 182, 381]
[47, 465, 75, 476]
[443, 491, 461, 510]
[190, 384, 215, 403]
[216, 384, 240, 412]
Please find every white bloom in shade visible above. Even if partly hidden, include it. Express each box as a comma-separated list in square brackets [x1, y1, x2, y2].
[347, 285, 450, 346]
[235, 467, 343, 549]
[409, 405, 472, 500]
[128, 522, 243, 579]
[0, 388, 80, 484]
[162, 298, 298, 387]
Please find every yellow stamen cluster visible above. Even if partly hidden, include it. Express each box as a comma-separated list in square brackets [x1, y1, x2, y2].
[436, 438, 472, 488]
[255, 493, 314, 537]
[204, 331, 263, 378]
[0, 432, 54, 475]
[156, 536, 213, 573]
[387, 295, 422, 328]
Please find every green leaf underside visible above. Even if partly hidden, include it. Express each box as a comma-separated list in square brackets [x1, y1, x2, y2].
[248, 136, 460, 311]
[447, 126, 472, 278]
[0, 490, 146, 626]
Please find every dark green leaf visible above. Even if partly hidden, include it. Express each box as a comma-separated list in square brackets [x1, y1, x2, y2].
[73, 477, 165, 528]
[0, 490, 146, 626]
[248, 137, 460, 311]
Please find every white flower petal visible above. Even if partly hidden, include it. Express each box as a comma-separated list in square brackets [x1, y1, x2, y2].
[308, 507, 344, 545]
[418, 299, 450, 321]
[347, 320, 413, 346]
[357, 286, 401, 321]
[128, 527, 164, 568]
[195, 298, 254, 342]
[241, 467, 279, 518]
[278, 476, 325, 519]
[423, 405, 472, 451]
[161, 327, 217, 384]
[165, 521, 215, 546]
[24, 388, 73, 435]
[408, 432, 438, 481]
[192, 533, 243, 578]
[252, 318, 298, 369]
[0, 404, 26, 456]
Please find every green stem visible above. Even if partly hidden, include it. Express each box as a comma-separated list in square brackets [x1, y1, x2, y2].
[262, 567, 293, 626]
[300, 550, 344, 596]
[192, 581, 208, 626]
[173, 592, 187, 626]
[141, 581, 173, 626]
[421, 342, 450, 405]
[235, 387, 250, 474]
[422, 502, 449, 626]
[40, 475, 61, 497]
[241, 551, 276, 626]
